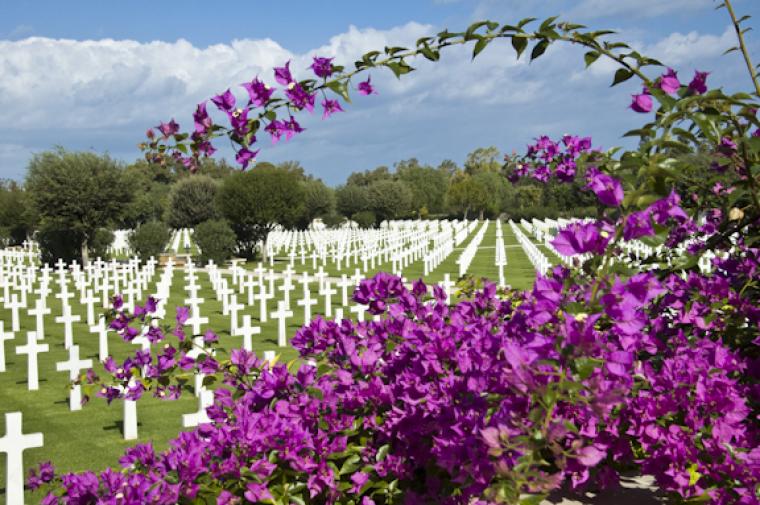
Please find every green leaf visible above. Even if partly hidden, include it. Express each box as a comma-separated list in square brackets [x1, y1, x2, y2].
[385, 61, 414, 79]
[539, 16, 558, 32]
[611, 68, 634, 86]
[465, 21, 489, 40]
[325, 80, 351, 102]
[530, 39, 549, 61]
[511, 36, 528, 59]
[519, 493, 547, 505]
[472, 37, 489, 59]
[517, 17, 537, 29]
[375, 444, 390, 463]
[584, 51, 601, 67]
[575, 357, 604, 380]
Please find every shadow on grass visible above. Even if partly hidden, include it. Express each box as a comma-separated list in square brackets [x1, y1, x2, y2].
[102, 420, 143, 438]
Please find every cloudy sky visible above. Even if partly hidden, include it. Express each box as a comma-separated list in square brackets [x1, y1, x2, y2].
[1, 0, 758, 184]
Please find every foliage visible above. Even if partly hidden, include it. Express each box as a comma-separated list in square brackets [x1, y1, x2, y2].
[395, 159, 449, 216]
[192, 219, 237, 265]
[299, 178, 336, 227]
[336, 184, 370, 217]
[351, 210, 377, 228]
[217, 164, 305, 258]
[0, 180, 35, 246]
[25, 148, 130, 265]
[366, 179, 412, 222]
[128, 221, 171, 260]
[166, 175, 219, 229]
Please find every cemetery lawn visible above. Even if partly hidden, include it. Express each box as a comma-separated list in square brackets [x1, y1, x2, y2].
[0, 220, 542, 500]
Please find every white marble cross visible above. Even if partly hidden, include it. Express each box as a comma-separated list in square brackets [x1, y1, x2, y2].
[0, 321, 14, 372]
[278, 274, 295, 309]
[271, 300, 293, 347]
[228, 294, 243, 336]
[349, 303, 367, 322]
[182, 389, 214, 428]
[321, 280, 336, 318]
[123, 382, 138, 440]
[440, 273, 455, 304]
[81, 289, 98, 327]
[28, 298, 50, 341]
[89, 314, 109, 362]
[338, 274, 353, 307]
[187, 306, 209, 336]
[0, 411, 44, 505]
[7, 293, 24, 333]
[296, 285, 317, 324]
[55, 303, 81, 350]
[263, 350, 276, 364]
[55, 345, 93, 411]
[236, 315, 261, 351]
[257, 283, 270, 323]
[16, 331, 49, 391]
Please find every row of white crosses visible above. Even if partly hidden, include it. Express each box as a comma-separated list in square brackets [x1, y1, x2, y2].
[265, 219, 474, 279]
[510, 220, 551, 276]
[456, 220, 490, 277]
[106, 229, 132, 257]
[494, 221, 508, 288]
[168, 228, 194, 253]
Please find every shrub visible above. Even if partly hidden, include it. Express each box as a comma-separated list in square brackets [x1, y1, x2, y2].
[193, 219, 236, 265]
[351, 210, 376, 228]
[129, 221, 170, 260]
[166, 176, 218, 229]
[36, 224, 81, 265]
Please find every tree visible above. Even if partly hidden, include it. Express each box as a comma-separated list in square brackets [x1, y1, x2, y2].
[336, 185, 369, 217]
[129, 221, 171, 261]
[367, 179, 412, 222]
[217, 163, 305, 258]
[464, 146, 501, 174]
[445, 171, 502, 219]
[299, 179, 335, 227]
[396, 159, 449, 216]
[346, 166, 392, 187]
[119, 161, 176, 228]
[0, 180, 35, 246]
[166, 176, 219, 229]
[25, 148, 130, 265]
[193, 219, 237, 265]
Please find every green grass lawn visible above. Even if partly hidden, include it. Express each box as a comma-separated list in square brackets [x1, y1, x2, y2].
[0, 221, 541, 502]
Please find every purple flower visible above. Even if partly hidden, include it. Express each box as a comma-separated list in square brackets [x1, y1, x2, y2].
[211, 89, 236, 113]
[176, 306, 190, 326]
[241, 77, 274, 107]
[112, 294, 124, 310]
[551, 221, 611, 256]
[623, 210, 654, 240]
[193, 102, 213, 135]
[274, 60, 294, 86]
[144, 297, 158, 314]
[284, 83, 316, 112]
[235, 148, 259, 169]
[586, 168, 624, 207]
[203, 330, 218, 343]
[156, 119, 180, 138]
[577, 444, 607, 466]
[321, 99, 344, 119]
[630, 91, 653, 113]
[688, 70, 709, 95]
[658, 68, 680, 95]
[229, 107, 250, 136]
[357, 76, 376, 95]
[309, 56, 334, 78]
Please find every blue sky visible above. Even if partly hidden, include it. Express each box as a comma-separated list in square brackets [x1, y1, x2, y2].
[1, 0, 758, 184]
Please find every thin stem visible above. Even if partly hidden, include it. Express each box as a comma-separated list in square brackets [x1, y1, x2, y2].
[724, 0, 760, 96]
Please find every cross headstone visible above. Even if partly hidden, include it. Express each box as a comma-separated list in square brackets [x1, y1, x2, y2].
[0, 412, 44, 505]
[257, 283, 270, 323]
[271, 300, 293, 348]
[123, 387, 138, 441]
[228, 294, 243, 336]
[90, 314, 109, 362]
[0, 321, 14, 372]
[181, 389, 214, 428]
[7, 293, 23, 333]
[263, 350, 276, 364]
[237, 315, 260, 352]
[28, 298, 50, 341]
[321, 280, 336, 318]
[81, 289, 98, 326]
[55, 303, 81, 350]
[16, 331, 49, 391]
[296, 284, 317, 324]
[55, 345, 93, 411]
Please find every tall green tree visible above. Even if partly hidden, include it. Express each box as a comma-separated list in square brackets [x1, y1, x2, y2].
[166, 176, 219, 229]
[367, 179, 412, 222]
[396, 159, 449, 216]
[217, 163, 305, 258]
[25, 148, 130, 265]
[0, 180, 35, 246]
[299, 178, 335, 227]
[336, 184, 369, 217]
[464, 146, 501, 174]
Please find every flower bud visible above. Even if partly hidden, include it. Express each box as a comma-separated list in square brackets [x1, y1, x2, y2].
[728, 207, 744, 221]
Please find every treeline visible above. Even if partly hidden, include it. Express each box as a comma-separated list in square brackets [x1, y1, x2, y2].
[0, 146, 596, 264]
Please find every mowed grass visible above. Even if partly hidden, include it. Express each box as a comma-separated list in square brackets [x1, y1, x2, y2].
[0, 221, 541, 502]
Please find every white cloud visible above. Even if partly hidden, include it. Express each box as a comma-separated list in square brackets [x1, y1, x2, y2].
[647, 26, 734, 66]
[566, 0, 712, 19]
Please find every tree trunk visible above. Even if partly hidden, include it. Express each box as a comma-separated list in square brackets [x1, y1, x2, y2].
[81, 239, 90, 267]
[479, 210, 484, 221]
[464, 207, 470, 220]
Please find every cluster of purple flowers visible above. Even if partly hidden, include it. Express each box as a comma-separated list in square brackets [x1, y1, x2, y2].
[144, 56, 376, 171]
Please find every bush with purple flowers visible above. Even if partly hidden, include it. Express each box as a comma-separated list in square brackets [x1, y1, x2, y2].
[31, 1, 760, 504]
